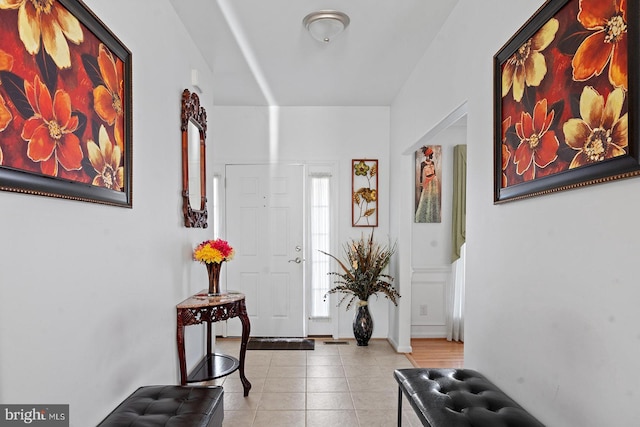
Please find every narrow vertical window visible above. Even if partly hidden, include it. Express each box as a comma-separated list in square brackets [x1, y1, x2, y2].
[309, 174, 331, 318]
[212, 174, 221, 238]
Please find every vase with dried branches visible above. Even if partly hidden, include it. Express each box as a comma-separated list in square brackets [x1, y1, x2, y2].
[321, 231, 399, 345]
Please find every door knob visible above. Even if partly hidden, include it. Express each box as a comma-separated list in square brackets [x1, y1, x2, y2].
[288, 257, 302, 264]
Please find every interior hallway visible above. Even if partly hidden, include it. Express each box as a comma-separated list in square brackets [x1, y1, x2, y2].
[207, 338, 463, 427]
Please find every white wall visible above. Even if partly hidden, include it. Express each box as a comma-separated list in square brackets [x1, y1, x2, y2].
[212, 106, 394, 339]
[391, 0, 640, 425]
[0, 1, 216, 425]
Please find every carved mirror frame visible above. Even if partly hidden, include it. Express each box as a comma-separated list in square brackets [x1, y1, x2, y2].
[181, 89, 208, 228]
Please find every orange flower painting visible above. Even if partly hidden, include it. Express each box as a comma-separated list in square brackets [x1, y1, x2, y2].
[495, 0, 637, 202]
[0, 0, 131, 206]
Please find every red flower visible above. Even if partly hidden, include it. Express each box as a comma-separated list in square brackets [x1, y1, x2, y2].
[194, 239, 235, 264]
[572, 0, 627, 90]
[21, 75, 83, 176]
[514, 99, 559, 181]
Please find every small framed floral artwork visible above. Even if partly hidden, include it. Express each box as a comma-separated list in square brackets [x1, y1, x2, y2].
[494, 0, 640, 203]
[415, 145, 442, 223]
[352, 159, 378, 227]
[0, 0, 132, 207]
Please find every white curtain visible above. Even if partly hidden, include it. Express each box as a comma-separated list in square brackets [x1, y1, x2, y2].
[446, 243, 465, 342]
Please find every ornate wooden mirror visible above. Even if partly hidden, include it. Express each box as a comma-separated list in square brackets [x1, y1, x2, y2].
[181, 89, 208, 228]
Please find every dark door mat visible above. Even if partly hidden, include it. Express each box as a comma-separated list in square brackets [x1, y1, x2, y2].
[247, 337, 315, 350]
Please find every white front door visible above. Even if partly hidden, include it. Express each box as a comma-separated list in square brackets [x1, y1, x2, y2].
[225, 164, 305, 337]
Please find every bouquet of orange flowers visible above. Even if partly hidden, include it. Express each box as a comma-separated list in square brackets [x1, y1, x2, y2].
[193, 239, 234, 264]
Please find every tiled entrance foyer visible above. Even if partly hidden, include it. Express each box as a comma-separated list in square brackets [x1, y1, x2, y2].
[207, 338, 423, 427]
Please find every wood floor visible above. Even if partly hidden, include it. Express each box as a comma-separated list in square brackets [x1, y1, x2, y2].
[406, 338, 464, 368]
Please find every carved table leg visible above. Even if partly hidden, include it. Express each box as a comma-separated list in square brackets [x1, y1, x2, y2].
[177, 309, 187, 385]
[238, 299, 252, 396]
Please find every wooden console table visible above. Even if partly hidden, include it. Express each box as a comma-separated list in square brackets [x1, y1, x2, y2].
[176, 291, 252, 396]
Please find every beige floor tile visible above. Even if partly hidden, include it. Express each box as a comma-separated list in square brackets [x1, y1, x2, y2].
[307, 392, 354, 410]
[356, 409, 401, 427]
[342, 364, 387, 378]
[310, 343, 341, 355]
[340, 354, 380, 366]
[222, 376, 266, 393]
[347, 376, 397, 392]
[306, 410, 359, 427]
[271, 352, 308, 366]
[306, 377, 350, 393]
[267, 365, 306, 378]
[262, 377, 306, 393]
[403, 407, 424, 427]
[351, 391, 398, 410]
[257, 392, 305, 411]
[228, 364, 269, 379]
[306, 365, 345, 378]
[307, 354, 342, 366]
[222, 410, 255, 427]
[245, 351, 274, 366]
[252, 410, 306, 427]
[376, 354, 415, 367]
[224, 391, 261, 411]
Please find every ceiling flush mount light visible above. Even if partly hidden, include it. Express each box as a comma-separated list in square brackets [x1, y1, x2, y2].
[303, 10, 350, 43]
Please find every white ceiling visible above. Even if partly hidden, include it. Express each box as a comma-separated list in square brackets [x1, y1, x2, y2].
[169, 0, 460, 106]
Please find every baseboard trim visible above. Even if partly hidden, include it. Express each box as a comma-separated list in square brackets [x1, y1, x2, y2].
[411, 332, 448, 339]
[387, 336, 412, 354]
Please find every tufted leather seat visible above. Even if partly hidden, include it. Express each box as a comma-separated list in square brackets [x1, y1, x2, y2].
[395, 368, 544, 427]
[97, 385, 223, 427]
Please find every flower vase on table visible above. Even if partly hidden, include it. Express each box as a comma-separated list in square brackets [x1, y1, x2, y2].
[194, 239, 235, 296]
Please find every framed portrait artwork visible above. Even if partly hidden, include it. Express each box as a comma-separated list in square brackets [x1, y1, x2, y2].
[0, 0, 132, 207]
[352, 159, 378, 227]
[494, 0, 640, 203]
[415, 145, 442, 223]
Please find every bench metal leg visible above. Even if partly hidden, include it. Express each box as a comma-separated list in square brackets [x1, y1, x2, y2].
[398, 387, 403, 427]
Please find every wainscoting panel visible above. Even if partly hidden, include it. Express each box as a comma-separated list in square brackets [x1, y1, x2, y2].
[411, 266, 451, 338]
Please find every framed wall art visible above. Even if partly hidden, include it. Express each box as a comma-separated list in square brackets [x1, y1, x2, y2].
[352, 159, 378, 227]
[415, 145, 442, 223]
[0, 0, 132, 207]
[494, 0, 639, 203]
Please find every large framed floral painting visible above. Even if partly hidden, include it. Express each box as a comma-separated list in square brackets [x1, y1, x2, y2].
[494, 0, 639, 203]
[0, 0, 132, 207]
[352, 159, 378, 227]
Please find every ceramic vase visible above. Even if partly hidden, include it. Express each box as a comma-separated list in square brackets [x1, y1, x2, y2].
[353, 300, 373, 346]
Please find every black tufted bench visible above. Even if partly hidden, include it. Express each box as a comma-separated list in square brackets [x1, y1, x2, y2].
[97, 385, 223, 427]
[394, 368, 544, 427]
